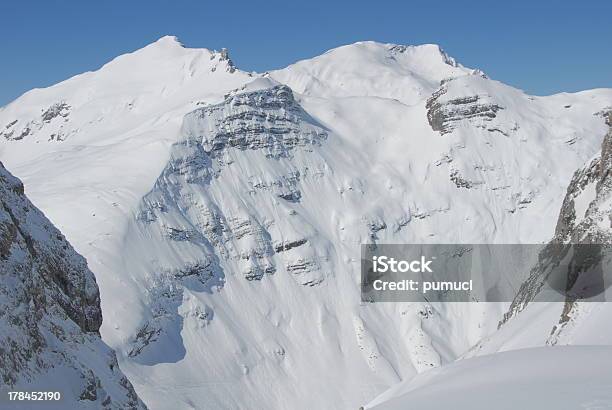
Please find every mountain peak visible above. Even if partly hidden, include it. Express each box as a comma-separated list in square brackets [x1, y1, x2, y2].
[324, 40, 458, 66]
[150, 35, 185, 48]
[271, 40, 476, 103]
[387, 43, 458, 66]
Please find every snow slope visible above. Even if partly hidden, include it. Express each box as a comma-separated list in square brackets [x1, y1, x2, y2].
[365, 346, 612, 410]
[1, 37, 612, 409]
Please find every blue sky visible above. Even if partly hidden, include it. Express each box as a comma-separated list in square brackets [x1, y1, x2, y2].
[1, 0, 611, 106]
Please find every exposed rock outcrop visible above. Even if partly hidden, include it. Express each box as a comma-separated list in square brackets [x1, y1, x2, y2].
[426, 82, 503, 135]
[1, 102, 72, 142]
[0, 162, 146, 409]
[185, 84, 327, 159]
[500, 112, 612, 332]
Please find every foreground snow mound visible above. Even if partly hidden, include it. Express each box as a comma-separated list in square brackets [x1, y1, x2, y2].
[0, 162, 145, 409]
[366, 346, 612, 410]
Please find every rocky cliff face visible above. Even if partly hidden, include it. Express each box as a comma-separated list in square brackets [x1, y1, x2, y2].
[426, 79, 503, 136]
[500, 110, 612, 337]
[192, 83, 327, 159]
[554, 110, 612, 244]
[0, 162, 145, 408]
[125, 79, 331, 363]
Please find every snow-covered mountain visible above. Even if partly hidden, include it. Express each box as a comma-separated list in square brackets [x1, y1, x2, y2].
[0, 162, 145, 409]
[1, 36, 611, 409]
